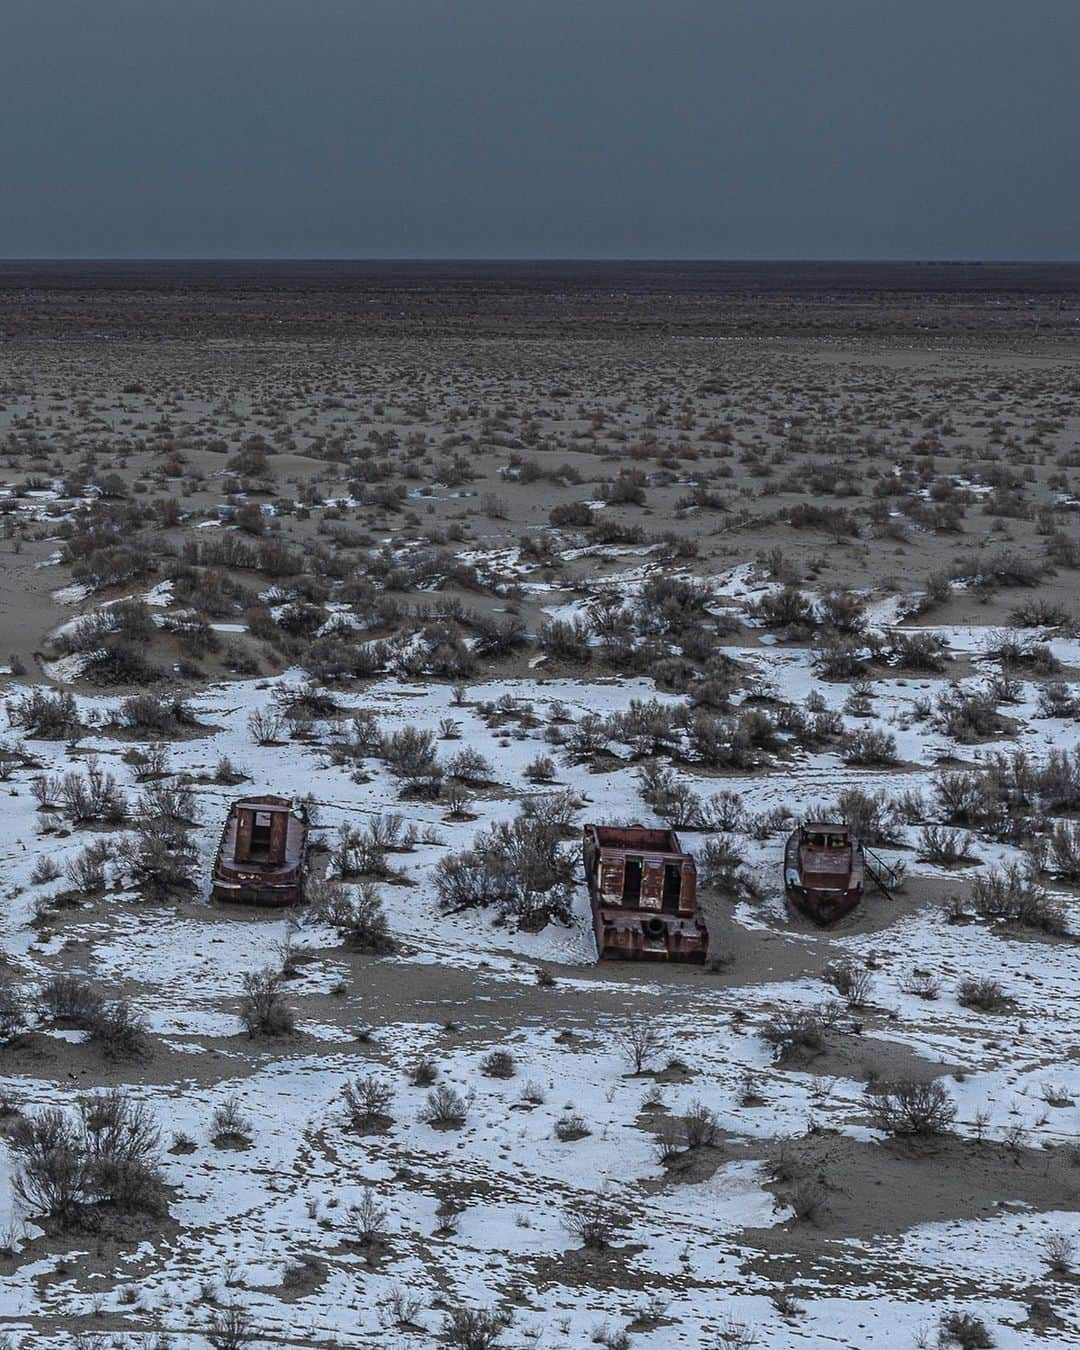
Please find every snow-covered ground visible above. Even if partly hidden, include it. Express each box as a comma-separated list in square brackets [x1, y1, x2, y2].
[0, 613, 1078, 1348]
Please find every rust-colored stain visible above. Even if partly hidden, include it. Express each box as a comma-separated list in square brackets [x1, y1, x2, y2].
[582, 824, 707, 963]
[212, 794, 309, 907]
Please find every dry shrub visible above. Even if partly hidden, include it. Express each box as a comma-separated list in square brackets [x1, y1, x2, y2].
[239, 968, 295, 1037]
[865, 1080, 957, 1136]
[761, 1002, 842, 1062]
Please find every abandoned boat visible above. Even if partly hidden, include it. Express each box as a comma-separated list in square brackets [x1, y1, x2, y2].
[582, 824, 707, 962]
[783, 821, 865, 925]
[211, 795, 308, 907]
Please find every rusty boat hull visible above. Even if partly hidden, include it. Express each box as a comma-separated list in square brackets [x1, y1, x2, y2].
[212, 794, 308, 908]
[583, 824, 707, 963]
[784, 823, 864, 926]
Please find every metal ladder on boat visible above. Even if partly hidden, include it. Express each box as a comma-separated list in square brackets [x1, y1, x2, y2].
[863, 846, 899, 900]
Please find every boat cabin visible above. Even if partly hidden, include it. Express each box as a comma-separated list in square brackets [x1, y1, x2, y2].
[583, 824, 696, 913]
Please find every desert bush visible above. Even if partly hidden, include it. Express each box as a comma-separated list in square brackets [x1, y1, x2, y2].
[938, 1310, 995, 1349]
[1010, 599, 1072, 628]
[751, 584, 814, 629]
[814, 639, 871, 680]
[1041, 1231, 1075, 1274]
[1036, 681, 1080, 718]
[957, 977, 1012, 1012]
[638, 763, 702, 827]
[524, 753, 557, 783]
[539, 617, 593, 663]
[206, 1303, 258, 1350]
[841, 727, 898, 766]
[409, 1057, 438, 1087]
[0, 974, 27, 1044]
[59, 760, 127, 824]
[819, 590, 866, 633]
[554, 1112, 591, 1141]
[247, 706, 285, 744]
[480, 1049, 516, 1079]
[273, 681, 338, 719]
[421, 1084, 468, 1128]
[7, 688, 82, 739]
[1033, 820, 1080, 881]
[888, 631, 948, 671]
[92, 998, 152, 1061]
[118, 693, 195, 733]
[30, 773, 63, 809]
[211, 1096, 253, 1145]
[9, 1108, 91, 1226]
[933, 769, 995, 827]
[65, 839, 112, 893]
[831, 788, 900, 845]
[563, 1201, 619, 1250]
[445, 747, 493, 784]
[471, 614, 528, 658]
[917, 825, 978, 866]
[380, 726, 443, 795]
[549, 501, 594, 528]
[715, 1316, 760, 1349]
[321, 881, 396, 953]
[615, 1018, 662, 1074]
[30, 855, 61, 885]
[970, 862, 1067, 934]
[10, 1091, 164, 1228]
[136, 780, 196, 824]
[935, 686, 1007, 742]
[695, 834, 757, 904]
[434, 810, 574, 928]
[761, 1003, 842, 1062]
[901, 970, 942, 1000]
[341, 1075, 394, 1129]
[822, 961, 873, 1008]
[346, 1185, 388, 1247]
[443, 1307, 507, 1350]
[118, 821, 198, 898]
[78, 1089, 166, 1213]
[865, 1080, 957, 1136]
[38, 974, 104, 1026]
[681, 1100, 721, 1150]
[239, 968, 295, 1037]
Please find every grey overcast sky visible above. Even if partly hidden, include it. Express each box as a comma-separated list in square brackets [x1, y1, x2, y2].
[1, 0, 1076, 259]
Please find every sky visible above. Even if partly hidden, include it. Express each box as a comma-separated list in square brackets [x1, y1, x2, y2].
[1, 0, 1077, 260]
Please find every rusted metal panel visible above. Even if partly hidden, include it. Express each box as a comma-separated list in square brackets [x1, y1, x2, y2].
[268, 808, 289, 864]
[582, 823, 706, 963]
[234, 808, 255, 863]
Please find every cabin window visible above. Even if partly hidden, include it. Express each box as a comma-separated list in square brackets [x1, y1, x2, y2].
[662, 863, 682, 908]
[250, 810, 274, 857]
[622, 857, 642, 903]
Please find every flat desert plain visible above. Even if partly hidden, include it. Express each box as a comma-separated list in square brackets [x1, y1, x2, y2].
[0, 263, 1077, 1349]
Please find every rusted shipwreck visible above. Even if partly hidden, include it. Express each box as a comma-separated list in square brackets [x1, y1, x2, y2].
[783, 821, 865, 925]
[583, 824, 707, 962]
[212, 795, 308, 907]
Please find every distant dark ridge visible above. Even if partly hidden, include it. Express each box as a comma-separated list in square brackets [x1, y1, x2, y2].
[1, 259, 1079, 296]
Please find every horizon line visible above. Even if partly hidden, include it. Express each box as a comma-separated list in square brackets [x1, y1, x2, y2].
[2, 255, 1079, 266]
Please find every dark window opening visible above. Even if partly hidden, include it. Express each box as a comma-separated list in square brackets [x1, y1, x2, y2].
[250, 810, 273, 859]
[622, 857, 642, 904]
[662, 863, 682, 910]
